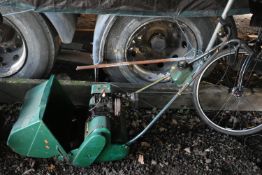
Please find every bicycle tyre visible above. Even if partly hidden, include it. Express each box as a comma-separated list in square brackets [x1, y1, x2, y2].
[193, 47, 262, 135]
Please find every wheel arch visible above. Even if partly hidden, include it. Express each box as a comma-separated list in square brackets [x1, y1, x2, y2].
[92, 15, 118, 64]
[43, 13, 77, 44]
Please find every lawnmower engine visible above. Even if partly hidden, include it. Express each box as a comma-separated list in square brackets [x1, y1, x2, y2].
[7, 76, 129, 167]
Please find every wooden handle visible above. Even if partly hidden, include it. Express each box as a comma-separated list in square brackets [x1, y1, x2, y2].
[76, 57, 183, 70]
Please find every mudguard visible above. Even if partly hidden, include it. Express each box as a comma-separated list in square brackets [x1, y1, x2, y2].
[92, 15, 118, 64]
[44, 13, 77, 44]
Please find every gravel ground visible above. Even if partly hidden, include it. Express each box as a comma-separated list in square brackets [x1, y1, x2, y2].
[0, 104, 261, 175]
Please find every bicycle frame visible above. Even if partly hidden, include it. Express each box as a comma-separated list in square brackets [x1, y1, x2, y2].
[126, 0, 236, 145]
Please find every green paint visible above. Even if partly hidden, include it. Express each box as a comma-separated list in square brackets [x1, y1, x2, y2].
[70, 116, 111, 167]
[70, 134, 106, 167]
[86, 116, 111, 137]
[91, 84, 111, 94]
[7, 75, 72, 158]
[170, 65, 193, 87]
[96, 144, 129, 162]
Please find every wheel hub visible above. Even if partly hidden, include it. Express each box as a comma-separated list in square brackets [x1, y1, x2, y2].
[150, 34, 166, 52]
[0, 18, 27, 77]
[232, 87, 244, 97]
[125, 19, 198, 82]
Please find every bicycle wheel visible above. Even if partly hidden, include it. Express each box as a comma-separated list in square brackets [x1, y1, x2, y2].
[193, 48, 262, 135]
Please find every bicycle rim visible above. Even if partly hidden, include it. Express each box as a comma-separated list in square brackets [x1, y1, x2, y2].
[193, 48, 262, 135]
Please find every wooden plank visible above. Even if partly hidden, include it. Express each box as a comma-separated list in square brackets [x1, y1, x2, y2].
[76, 28, 95, 32]
[76, 14, 96, 31]
[2, 79, 262, 111]
[198, 85, 262, 111]
[0, 79, 186, 109]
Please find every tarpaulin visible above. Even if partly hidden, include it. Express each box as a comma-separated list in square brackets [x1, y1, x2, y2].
[0, 0, 250, 17]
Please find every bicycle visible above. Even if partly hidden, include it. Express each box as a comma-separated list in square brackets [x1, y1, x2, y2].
[193, 32, 262, 136]
[126, 0, 262, 145]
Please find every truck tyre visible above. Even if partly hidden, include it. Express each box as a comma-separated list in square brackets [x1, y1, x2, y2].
[94, 16, 236, 83]
[0, 9, 56, 78]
